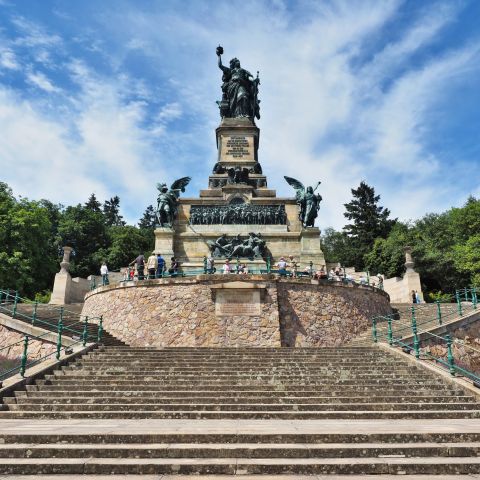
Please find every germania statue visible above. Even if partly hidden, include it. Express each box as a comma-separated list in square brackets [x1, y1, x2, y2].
[284, 176, 322, 228]
[216, 45, 260, 121]
[155, 177, 191, 228]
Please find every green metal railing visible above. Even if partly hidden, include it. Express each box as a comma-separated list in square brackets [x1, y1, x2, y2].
[0, 289, 103, 381]
[371, 287, 480, 384]
[96, 261, 386, 292]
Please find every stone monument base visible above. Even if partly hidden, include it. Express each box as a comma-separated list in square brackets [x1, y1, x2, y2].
[82, 275, 391, 348]
[154, 227, 174, 257]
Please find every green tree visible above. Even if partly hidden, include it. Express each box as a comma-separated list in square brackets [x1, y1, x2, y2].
[0, 184, 57, 297]
[364, 222, 411, 278]
[343, 181, 396, 270]
[103, 196, 125, 227]
[138, 205, 156, 230]
[85, 193, 102, 213]
[453, 234, 480, 286]
[321, 227, 356, 266]
[106, 226, 153, 271]
[58, 204, 108, 278]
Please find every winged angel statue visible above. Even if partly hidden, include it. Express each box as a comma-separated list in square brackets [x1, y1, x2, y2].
[284, 176, 322, 228]
[155, 177, 191, 228]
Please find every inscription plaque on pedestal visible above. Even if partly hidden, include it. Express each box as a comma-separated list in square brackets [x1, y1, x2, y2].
[215, 289, 261, 316]
[220, 135, 255, 162]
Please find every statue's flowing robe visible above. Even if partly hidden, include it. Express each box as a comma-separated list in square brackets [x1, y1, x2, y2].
[227, 68, 252, 117]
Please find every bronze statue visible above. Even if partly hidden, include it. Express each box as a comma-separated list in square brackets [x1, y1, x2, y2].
[207, 233, 267, 259]
[216, 45, 260, 121]
[155, 177, 191, 228]
[284, 176, 322, 228]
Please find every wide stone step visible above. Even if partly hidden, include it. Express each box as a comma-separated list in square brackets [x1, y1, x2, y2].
[14, 395, 475, 404]
[35, 384, 459, 393]
[0, 441, 479, 458]
[73, 363, 420, 370]
[0, 456, 480, 474]
[19, 390, 475, 403]
[3, 431, 479, 445]
[53, 373, 438, 381]
[2, 410, 479, 419]
[8, 402, 478, 412]
[0, 476, 476, 480]
[41, 381, 454, 389]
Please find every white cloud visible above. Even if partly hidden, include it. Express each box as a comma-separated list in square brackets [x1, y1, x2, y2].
[0, 49, 19, 70]
[26, 70, 60, 93]
[0, 0, 478, 230]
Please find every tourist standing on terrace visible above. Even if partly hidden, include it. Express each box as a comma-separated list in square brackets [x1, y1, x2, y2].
[156, 254, 165, 277]
[147, 252, 158, 279]
[130, 254, 145, 280]
[223, 259, 232, 274]
[100, 262, 109, 286]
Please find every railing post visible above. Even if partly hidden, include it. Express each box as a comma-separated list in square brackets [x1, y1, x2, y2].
[372, 317, 378, 343]
[82, 316, 89, 347]
[12, 291, 19, 318]
[446, 333, 455, 376]
[56, 307, 63, 360]
[203, 256, 207, 274]
[436, 300, 442, 325]
[309, 261, 313, 278]
[456, 291, 463, 316]
[266, 256, 271, 274]
[32, 301, 38, 326]
[97, 315, 103, 342]
[411, 306, 420, 359]
[387, 315, 393, 346]
[464, 287, 469, 302]
[0, 290, 3, 306]
[20, 335, 29, 377]
[473, 287, 478, 310]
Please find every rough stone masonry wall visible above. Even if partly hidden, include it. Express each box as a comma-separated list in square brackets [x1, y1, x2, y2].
[278, 281, 392, 347]
[0, 324, 56, 361]
[82, 277, 391, 348]
[82, 278, 281, 347]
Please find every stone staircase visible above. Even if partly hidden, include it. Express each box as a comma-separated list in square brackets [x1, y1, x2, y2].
[10, 303, 125, 347]
[0, 345, 479, 475]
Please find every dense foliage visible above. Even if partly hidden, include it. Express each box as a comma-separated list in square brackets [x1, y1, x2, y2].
[323, 185, 480, 296]
[0, 183, 155, 298]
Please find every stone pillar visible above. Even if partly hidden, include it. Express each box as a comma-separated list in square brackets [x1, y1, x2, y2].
[403, 245, 424, 302]
[299, 227, 326, 270]
[404, 245, 415, 273]
[154, 227, 175, 257]
[50, 246, 73, 305]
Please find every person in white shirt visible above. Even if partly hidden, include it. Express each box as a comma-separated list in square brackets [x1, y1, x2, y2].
[277, 257, 287, 276]
[100, 262, 109, 286]
[222, 259, 232, 274]
[146, 252, 158, 279]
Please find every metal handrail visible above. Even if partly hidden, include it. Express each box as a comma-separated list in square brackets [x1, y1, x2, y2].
[371, 288, 480, 385]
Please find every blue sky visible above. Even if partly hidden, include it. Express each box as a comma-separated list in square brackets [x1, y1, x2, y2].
[0, 0, 479, 229]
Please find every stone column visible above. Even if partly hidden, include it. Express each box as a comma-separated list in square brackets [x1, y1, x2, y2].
[50, 246, 73, 305]
[402, 245, 424, 302]
[59, 246, 73, 274]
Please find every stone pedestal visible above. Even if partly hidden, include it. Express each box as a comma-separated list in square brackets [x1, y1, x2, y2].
[216, 117, 259, 166]
[299, 228, 326, 269]
[154, 227, 175, 257]
[50, 246, 73, 305]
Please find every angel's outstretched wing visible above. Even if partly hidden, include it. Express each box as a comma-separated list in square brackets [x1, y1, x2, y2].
[284, 176, 305, 192]
[170, 177, 191, 193]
